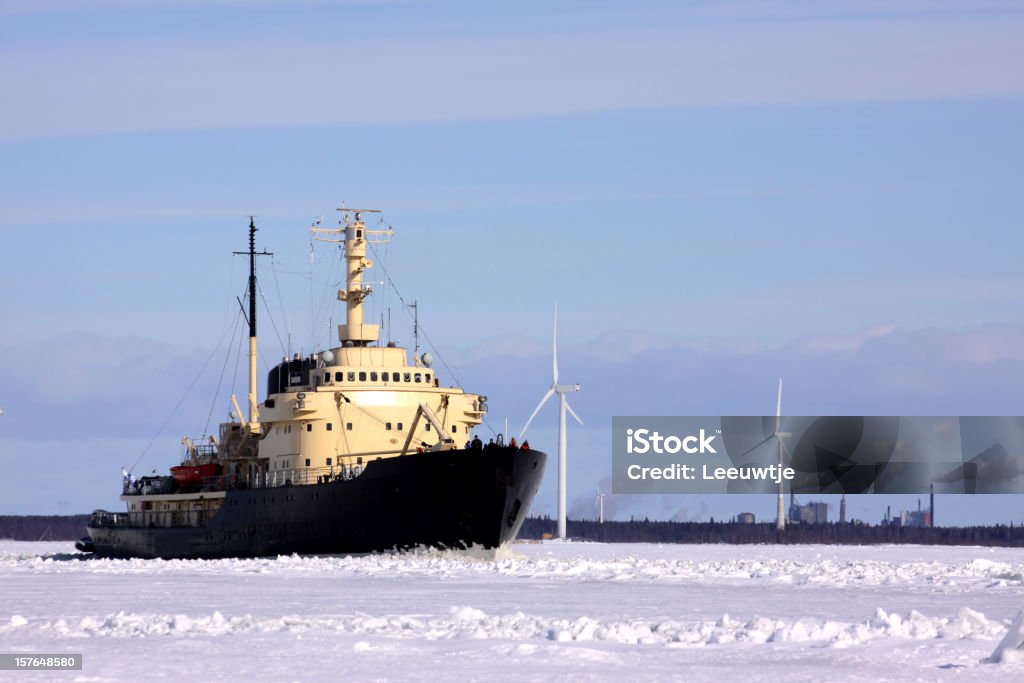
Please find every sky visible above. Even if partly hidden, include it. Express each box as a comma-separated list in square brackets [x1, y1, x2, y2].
[1, 0, 1023, 526]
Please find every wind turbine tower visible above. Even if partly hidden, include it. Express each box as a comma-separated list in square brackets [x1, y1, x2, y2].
[520, 306, 582, 539]
[774, 378, 791, 531]
[739, 379, 791, 530]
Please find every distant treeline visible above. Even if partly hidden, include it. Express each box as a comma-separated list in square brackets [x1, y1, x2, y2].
[0, 515, 90, 541]
[3, 515, 1024, 547]
[518, 516, 1024, 547]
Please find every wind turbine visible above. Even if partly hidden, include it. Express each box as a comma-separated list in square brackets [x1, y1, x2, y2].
[519, 305, 582, 539]
[739, 378, 791, 530]
[595, 489, 605, 524]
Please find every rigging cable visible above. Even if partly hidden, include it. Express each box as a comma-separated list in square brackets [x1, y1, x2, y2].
[202, 306, 244, 437]
[199, 253, 242, 436]
[379, 217, 391, 342]
[129, 310, 242, 474]
[367, 240, 461, 388]
[367, 239, 498, 438]
[270, 256, 292, 356]
[307, 241, 344, 350]
[229, 298, 247, 403]
[257, 278, 287, 361]
[308, 231, 315, 353]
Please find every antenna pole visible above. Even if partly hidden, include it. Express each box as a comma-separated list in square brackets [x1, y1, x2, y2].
[234, 217, 272, 432]
[247, 218, 259, 429]
[412, 301, 420, 365]
[248, 218, 257, 341]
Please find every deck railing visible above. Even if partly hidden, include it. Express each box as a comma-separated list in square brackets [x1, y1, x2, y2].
[224, 463, 366, 490]
[121, 463, 367, 496]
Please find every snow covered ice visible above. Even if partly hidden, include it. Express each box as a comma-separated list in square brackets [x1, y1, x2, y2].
[2, 541, 1024, 681]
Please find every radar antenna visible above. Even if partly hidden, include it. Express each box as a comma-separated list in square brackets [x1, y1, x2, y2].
[310, 206, 393, 346]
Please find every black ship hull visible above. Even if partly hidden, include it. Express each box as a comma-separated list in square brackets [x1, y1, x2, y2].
[86, 447, 546, 559]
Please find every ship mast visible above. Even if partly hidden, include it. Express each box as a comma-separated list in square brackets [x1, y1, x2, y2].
[247, 218, 259, 429]
[235, 217, 271, 433]
[311, 208, 392, 346]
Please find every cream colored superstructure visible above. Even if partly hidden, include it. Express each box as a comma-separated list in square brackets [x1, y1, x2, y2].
[120, 209, 487, 527]
[258, 346, 485, 478]
[258, 210, 486, 478]
[125, 491, 226, 528]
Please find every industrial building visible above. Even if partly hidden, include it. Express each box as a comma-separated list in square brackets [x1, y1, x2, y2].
[788, 494, 828, 524]
[883, 490, 935, 528]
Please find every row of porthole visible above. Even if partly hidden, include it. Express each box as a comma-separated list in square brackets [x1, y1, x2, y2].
[276, 420, 460, 435]
[324, 370, 432, 384]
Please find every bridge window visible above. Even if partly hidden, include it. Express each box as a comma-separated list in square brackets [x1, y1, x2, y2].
[346, 422, 353, 431]
[404, 373, 411, 382]
[358, 372, 366, 381]
[324, 373, 330, 383]
[326, 457, 332, 466]
[397, 422, 403, 430]
[335, 372, 344, 382]
[326, 423, 333, 431]
[386, 422, 392, 430]
[305, 458, 311, 467]
[370, 372, 378, 381]
[348, 372, 355, 382]
[306, 424, 312, 432]
[414, 373, 422, 383]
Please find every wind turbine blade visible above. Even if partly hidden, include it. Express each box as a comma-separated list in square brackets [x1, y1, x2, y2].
[565, 399, 584, 426]
[552, 304, 559, 385]
[775, 377, 783, 432]
[738, 435, 774, 459]
[519, 388, 555, 441]
[779, 438, 792, 462]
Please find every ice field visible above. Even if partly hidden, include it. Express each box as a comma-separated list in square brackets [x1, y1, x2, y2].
[2, 541, 1024, 681]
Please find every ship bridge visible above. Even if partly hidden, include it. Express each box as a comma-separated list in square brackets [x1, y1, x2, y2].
[251, 209, 488, 486]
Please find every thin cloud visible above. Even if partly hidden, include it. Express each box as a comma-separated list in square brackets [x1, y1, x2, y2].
[0, 0, 408, 17]
[3, 15, 1023, 139]
[5, 322, 1024, 515]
